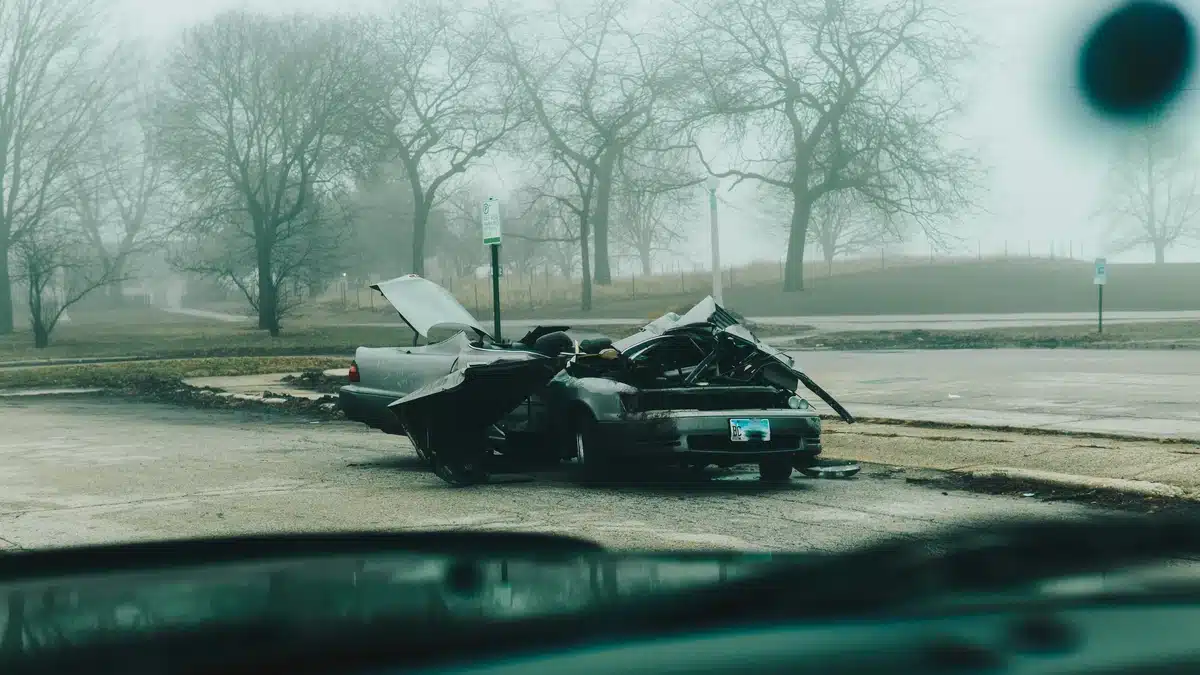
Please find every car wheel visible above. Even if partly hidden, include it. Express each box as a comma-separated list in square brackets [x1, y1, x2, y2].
[574, 415, 611, 479]
[758, 457, 793, 482]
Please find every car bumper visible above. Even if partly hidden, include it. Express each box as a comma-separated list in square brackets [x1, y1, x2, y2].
[596, 408, 822, 461]
[339, 385, 405, 435]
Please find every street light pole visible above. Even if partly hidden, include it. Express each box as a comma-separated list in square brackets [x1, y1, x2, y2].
[706, 176, 723, 305]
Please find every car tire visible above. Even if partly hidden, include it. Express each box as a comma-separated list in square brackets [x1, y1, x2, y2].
[574, 414, 612, 480]
[758, 457, 793, 482]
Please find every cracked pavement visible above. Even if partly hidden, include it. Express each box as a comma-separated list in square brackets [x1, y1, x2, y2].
[0, 397, 1101, 553]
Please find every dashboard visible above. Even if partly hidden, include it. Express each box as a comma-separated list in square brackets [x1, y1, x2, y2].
[415, 603, 1200, 675]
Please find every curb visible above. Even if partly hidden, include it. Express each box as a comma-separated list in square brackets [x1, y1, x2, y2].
[821, 414, 1200, 445]
[0, 388, 105, 398]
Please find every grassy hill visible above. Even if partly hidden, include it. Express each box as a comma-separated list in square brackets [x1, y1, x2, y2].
[494, 259, 1200, 319]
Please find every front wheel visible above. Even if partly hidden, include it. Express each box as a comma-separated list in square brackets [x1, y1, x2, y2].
[574, 415, 613, 480]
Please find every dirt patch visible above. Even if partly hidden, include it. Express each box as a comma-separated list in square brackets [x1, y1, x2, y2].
[281, 370, 344, 394]
[75, 373, 345, 421]
[905, 469, 1200, 516]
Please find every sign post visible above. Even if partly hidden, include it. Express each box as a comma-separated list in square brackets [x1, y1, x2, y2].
[482, 197, 502, 342]
[1093, 257, 1107, 333]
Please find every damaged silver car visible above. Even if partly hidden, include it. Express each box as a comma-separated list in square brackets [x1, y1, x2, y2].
[338, 275, 857, 486]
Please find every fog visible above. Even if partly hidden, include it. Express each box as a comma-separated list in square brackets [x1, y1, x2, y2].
[111, 0, 1200, 266]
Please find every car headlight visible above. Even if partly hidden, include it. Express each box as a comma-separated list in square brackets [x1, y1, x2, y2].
[787, 395, 810, 410]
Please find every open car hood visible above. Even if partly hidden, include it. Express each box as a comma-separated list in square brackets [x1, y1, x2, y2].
[626, 297, 855, 424]
[370, 275, 491, 340]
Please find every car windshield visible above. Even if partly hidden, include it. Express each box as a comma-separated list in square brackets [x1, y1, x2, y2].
[1, 0, 1198, 652]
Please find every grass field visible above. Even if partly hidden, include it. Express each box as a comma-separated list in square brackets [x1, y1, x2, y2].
[456, 259, 1200, 319]
[0, 307, 649, 361]
[0, 356, 351, 390]
[0, 309, 411, 361]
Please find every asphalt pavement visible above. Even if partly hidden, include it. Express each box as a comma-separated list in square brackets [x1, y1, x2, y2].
[0, 397, 1096, 553]
[791, 349, 1200, 440]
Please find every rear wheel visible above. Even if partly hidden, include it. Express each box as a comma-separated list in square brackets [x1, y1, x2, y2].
[758, 456, 794, 483]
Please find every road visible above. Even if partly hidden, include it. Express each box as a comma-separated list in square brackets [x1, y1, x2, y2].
[0, 398, 1096, 553]
[792, 349, 1200, 440]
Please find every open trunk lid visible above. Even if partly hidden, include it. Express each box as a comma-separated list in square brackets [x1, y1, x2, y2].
[370, 275, 491, 340]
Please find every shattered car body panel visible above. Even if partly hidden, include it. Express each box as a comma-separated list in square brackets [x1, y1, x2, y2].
[338, 276, 856, 484]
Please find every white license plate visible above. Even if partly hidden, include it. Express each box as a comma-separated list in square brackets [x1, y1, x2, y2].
[729, 418, 771, 442]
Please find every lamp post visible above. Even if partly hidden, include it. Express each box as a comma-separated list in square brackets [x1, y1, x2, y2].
[706, 176, 722, 305]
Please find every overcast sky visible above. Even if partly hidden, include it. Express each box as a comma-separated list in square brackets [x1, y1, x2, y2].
[115, 0, 1200, 268]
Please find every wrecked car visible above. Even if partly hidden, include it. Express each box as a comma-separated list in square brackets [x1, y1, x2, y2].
[338, 275, 857, 486]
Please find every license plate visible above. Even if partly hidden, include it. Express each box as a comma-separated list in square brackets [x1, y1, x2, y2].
[730, 418, 770, 442]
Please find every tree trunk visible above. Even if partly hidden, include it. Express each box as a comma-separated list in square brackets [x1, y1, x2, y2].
[412, 198, 430, 277]
[825, 250, 834, 277]
[1154, 241, 1166, 264]
[638, 243, 653, 277]
[579, 212, 592, 312]
[256, 243, 280, 336]
[0, 252, 13, 334]
[783, 193, 814, 292]
[32, 320, 49, 348]
[591, 147, 618, 286]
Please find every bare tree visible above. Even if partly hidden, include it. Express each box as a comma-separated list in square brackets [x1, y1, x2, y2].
[611, 152, 695, 275]
[0, 0, 115, 333]
[1102, 123, 1200, 263]
[344, 161, 418, 279]
[159, 11, 372, 335]
[70, 85, 169, 306]
[176, 193, 351, 324]
[809, 192, 889, 274]
[493, 0, 686, 288]
[12, 214, 125, 347]
[364, 0, 523, 277]
[678, 0, 980, 291]
[760, 186, 892, 274]
[524, 148, 601, 310]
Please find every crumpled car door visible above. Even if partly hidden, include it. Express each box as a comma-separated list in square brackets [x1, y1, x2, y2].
[388, 356, 564, 466]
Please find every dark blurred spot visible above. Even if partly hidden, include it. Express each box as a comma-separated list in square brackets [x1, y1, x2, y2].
[920, 637, 1003, 670]
[1009, 613, 1080, 653]
[445, 560, 484, 595]
[1078, 1, 1194, 119]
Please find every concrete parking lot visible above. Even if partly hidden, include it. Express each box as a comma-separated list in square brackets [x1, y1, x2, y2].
[0, 397, 1100, 553]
